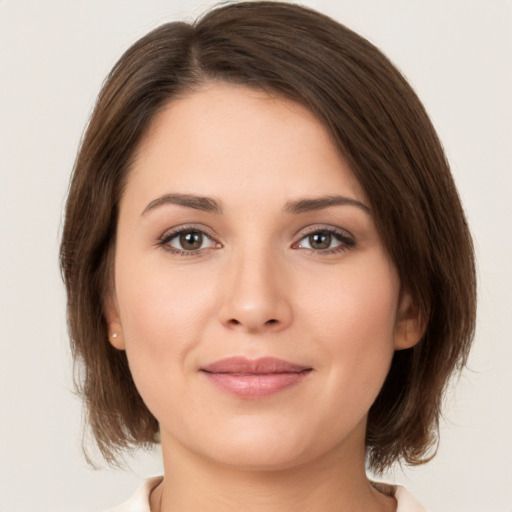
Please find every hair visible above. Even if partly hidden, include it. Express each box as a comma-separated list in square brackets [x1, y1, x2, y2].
[60, 1, 476, 473]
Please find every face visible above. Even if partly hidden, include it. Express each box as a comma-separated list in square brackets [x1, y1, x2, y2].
[107, 83, 420, 471]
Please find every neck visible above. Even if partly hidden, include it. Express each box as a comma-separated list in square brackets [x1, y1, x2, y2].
[151, 431, 395, 512]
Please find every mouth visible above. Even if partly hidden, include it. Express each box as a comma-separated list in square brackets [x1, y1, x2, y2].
[200, 356, 313, 399]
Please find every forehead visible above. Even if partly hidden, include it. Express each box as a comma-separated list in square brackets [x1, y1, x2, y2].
[124, 82, 366, 209]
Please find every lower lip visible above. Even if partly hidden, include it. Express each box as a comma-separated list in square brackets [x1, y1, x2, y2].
[202, 371, 311, 399]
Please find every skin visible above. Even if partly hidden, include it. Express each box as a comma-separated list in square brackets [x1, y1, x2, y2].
[106, 83, 423, 512]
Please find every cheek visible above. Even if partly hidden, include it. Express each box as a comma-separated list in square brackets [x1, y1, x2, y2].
[117, 256, 215, 342]
[113, 260, 217, 404]
[299, 258, 399, 398]
[305, 259, 398, 336]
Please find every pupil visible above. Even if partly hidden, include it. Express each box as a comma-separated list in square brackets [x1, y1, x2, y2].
[180, 231, 202, 250]
[310, 232, 331, 249]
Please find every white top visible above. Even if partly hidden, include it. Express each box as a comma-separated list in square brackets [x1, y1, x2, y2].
[108, 476, 428, 512]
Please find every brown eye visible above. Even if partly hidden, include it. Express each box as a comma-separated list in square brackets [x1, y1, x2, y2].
[295, 228, 354, 253]
[179, 231, 203, 250]
[308, 232, 332, 250]
[162, 228, 217, 253]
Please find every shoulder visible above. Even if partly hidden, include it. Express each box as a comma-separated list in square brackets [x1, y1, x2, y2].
[106, 476, 163, 512]
[107, 477, 428, 512]
[372, 481, 429, 512]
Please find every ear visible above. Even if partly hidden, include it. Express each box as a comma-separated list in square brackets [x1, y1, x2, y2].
[394, 291, 427, 350]
[103, 292, 125, 350]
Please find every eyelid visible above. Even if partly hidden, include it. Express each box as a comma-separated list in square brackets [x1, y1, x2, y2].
[291, 224, 356, 252]
[156, 223, 355, 256]
[293, 224, 355, 241]
[159, 223, 217, 241]
[158, 224, 222, 254]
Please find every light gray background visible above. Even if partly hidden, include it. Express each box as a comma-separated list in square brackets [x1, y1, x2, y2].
[1, 1, 511, 511]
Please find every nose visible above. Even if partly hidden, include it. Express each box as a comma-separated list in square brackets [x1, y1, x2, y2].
[218, 247, 293, 333]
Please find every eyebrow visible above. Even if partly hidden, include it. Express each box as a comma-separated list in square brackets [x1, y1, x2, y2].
[283, 195, 370, 214]
[141, 193, 223, 216]
[141, 193, 369, 216]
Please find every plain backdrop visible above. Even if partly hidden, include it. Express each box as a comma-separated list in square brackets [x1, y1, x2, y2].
[0, 1, 511, 511]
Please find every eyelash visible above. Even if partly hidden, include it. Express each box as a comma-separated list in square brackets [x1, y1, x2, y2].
[158, 225, 355, 256]
[292, 225, 355, 255]
[158, 224, 220, 256]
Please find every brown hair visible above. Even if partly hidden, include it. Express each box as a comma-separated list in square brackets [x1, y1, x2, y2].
[60, 1, 476, 473]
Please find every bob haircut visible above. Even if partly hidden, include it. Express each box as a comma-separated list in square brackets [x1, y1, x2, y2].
[60, 1, 476, 473]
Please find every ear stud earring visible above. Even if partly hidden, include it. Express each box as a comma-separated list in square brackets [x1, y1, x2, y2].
[111, 332, 119, 339]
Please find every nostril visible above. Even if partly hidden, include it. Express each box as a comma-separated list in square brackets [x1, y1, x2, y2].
[226, 318, 278, 328]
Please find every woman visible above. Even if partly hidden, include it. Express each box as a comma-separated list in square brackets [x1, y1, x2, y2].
[60, 2, 476, 511]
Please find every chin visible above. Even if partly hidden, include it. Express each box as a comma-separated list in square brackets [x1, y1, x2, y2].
[186, 421, 324, 472]
[209, 444, 309, 472]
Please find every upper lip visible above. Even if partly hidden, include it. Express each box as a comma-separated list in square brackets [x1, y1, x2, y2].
[201, 357, 312, 374]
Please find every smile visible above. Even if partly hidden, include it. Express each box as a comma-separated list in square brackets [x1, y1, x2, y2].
[200, 357, 313, 399]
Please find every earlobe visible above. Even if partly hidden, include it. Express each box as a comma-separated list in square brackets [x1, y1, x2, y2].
[394, 292, 427, 350]
[108, 330, 125, 350]
[104, 293, 125, 350]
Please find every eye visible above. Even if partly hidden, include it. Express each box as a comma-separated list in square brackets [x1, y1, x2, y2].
[294, 228, 355, 253]
[160, 227, 219, 255]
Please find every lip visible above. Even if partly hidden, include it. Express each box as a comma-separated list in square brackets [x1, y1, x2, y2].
[200, 357, 312, 399]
